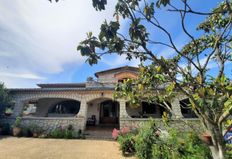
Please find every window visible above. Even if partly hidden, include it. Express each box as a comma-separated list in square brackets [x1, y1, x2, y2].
[180, 99, 197, 118]
[118, 78, 129, 83]
[49, 100, 80, 114]
[142, 102, 157, 114]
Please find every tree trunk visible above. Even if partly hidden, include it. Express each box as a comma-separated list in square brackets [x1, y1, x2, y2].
[210, 145, 225, 159]
[206, 122, 226, 159]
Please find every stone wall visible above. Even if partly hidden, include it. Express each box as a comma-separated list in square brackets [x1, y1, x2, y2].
[120, 118, 204, 132]
[0, 116, 85, 133]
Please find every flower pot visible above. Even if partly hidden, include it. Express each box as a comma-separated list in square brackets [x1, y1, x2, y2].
[201, 133, 212, 145]
[4, 112, 12, 117]
[12, 127, 21, 137]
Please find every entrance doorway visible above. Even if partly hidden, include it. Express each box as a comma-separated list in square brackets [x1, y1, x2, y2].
[100, 100, 119, 124]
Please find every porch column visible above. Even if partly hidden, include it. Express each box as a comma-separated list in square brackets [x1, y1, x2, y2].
[171, 97, 183, 119]
[77, 100, 88, 130]
[12, 99, 24, 117]
[119, 99, 129, 118]
[77, 100, 87, 117]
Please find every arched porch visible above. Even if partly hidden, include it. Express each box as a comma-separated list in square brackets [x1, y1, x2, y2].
[22, 98, 81, 117]
[86, 98, 120, 127]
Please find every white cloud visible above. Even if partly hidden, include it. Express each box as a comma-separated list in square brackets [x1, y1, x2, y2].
[178, 56, 218, 77]
[156, 33, 188, 59]
[0, 72, 45, 80]
[102, 54, 141, 68]
[0, 0, 116, 88]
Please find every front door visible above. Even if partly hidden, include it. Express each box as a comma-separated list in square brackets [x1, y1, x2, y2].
[100, 100, 119, 124]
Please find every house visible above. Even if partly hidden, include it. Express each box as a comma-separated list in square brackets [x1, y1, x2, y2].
[2, 66, 199, 132]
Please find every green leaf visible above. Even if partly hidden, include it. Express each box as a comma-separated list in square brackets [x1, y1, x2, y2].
[92, 0, 107, 11]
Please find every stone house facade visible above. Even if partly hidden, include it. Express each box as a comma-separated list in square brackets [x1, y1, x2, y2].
[1, 66, 200, 132]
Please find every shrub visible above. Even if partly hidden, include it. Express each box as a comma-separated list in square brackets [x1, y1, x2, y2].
[118, 133, 136, 156]
[21, 126, 33, 137]
[135, 120, 159, 159]
[112, 127, 138, 140]
[112, 128, 120, 140]
[28, 124, 44, 137]
[46, 125, 85, 139]
[116, 120, 212, 159]
[12, 116, 22, 128]
[226, 144, 232, 159]
[48, 127, 66, 138]
[152, 129, 212, 159]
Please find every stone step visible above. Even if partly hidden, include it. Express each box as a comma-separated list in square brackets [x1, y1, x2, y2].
[84, 126, 115, 140]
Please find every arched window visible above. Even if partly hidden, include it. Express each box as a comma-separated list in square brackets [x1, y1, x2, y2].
[49, 100, 80, 114]
[180, 99, 197, 118]
[118, 78, 129, 83]
[126, 101, 171, 118]
[115, 72, 138, 83]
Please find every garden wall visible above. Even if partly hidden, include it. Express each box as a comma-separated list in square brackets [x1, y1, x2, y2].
[0, 116, 85, 133]
[120, 118, 203, 132]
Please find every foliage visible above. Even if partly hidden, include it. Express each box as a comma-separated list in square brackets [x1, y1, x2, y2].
[226, 144, 232, 159]
[4, 107, 13, 114]
[21, 126, 33, 137]
[47, 125, 85, 139]
[48, 0, 59, 2]
[135, 120, 160, 159]
[76, 0, 232, 158]
[116, 120, 212, 159]
[112, 127, 134, 140]
[117, 133, 136, 156]
[12, 116, 22, 128]
[0, 83, 13, 116]
[28, 124, 44, 135]
[152, 129, 212, 159]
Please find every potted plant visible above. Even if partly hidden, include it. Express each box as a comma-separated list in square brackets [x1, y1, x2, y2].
[12, 116, 22, 137]
[4, 107, 13, 116]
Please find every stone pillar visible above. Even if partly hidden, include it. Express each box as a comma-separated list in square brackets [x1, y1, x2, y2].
[12, 99, 24, 117]
[171, 97, 183, 119]
[77, 99, 88, 130]
[119, 99, 129, 118]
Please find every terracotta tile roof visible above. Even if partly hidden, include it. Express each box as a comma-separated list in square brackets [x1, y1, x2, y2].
[95, 66, 139, 77]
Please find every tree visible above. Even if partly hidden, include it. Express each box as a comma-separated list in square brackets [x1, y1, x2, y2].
[0, 83, 12, 117]
[77, 0, 232, 158]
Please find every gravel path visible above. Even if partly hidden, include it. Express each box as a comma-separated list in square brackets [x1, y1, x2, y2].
[0, 137, 136, 159]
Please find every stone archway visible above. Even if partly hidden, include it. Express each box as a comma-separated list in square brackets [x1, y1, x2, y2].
[99, 100, 119, 125]
[86, 97, 119, 126]
[11, 91, 82, 117]
[22, 98, 81, 117]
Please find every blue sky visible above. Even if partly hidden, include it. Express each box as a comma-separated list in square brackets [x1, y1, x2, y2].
[0, 0, 230, 88]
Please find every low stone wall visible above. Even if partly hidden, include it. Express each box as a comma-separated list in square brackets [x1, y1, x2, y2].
[0, 116, 85, 133]
[120, 118, 203, 132]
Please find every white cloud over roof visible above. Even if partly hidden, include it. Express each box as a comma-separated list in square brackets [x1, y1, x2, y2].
[0, 0, 116, 88]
